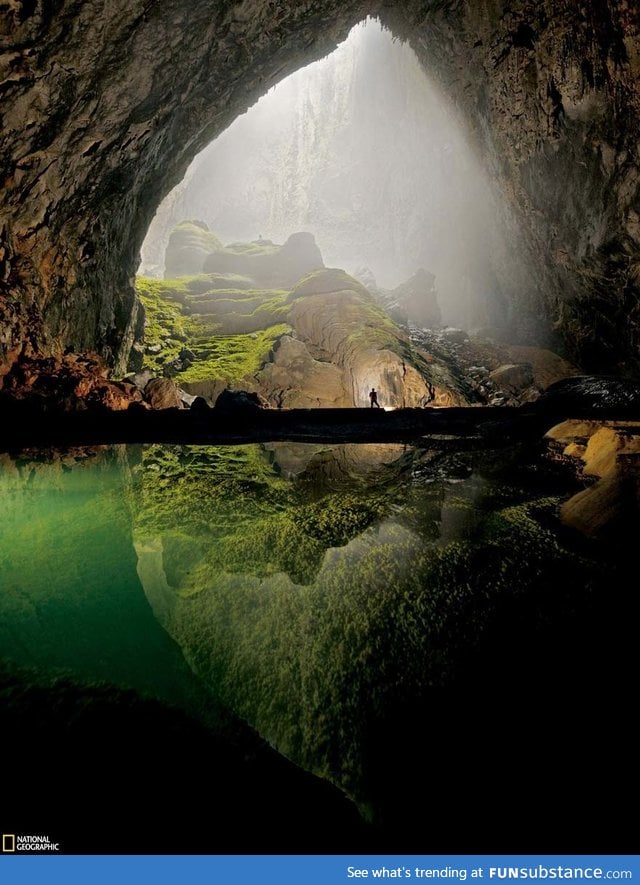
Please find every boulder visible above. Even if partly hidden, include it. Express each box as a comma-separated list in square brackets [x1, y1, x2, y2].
[379, 268, 442, 329]
[489, 363, 534, 392]
[545, 418, 640, 537]
[441, 327, 469, 345]
[164, 221, 223, 277]
[214, 389, 267, 412]
[144, 377, 182, 409]
[0, 353, 139, 412]
[538, 376, 640, 414]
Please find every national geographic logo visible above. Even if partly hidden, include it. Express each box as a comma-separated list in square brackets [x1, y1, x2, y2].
[2, 833, 60, 852]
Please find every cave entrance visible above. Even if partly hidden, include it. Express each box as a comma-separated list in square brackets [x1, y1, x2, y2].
[139, 18, 523, 333]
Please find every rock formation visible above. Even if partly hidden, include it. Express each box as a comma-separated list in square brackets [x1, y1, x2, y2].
[164, 222, 223, 278]
[546, 417, 640, 537]
[1, 2, 640, 377]
[136, 250, 461, 408]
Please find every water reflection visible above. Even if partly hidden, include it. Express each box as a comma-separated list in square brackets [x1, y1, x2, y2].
[128, 441, 588, 820]
[0, 442, 631, 847]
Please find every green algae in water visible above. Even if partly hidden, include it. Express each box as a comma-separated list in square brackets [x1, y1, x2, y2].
[0, 448, 215, 721]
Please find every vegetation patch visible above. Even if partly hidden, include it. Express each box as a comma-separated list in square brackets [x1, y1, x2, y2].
[180, 323, 290, 383]
[136, 276, 290, 383]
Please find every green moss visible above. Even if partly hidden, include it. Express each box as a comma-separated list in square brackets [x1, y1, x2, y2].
[288, 268, 372, 302]
[180, 323, 290, 383]
[136, 278, 193, 372]
[225, 241, 280, 256]
[171, 222, 223, 252]
[135, 276, 290, 383]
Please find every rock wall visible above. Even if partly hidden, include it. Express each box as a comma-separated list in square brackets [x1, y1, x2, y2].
[386, 0, 640, 372]
[1, 1, 639, 375]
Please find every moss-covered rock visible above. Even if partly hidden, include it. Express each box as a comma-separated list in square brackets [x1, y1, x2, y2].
[201, 231, 325, 288]
[136, 238, 466, 407]
[164, 221, 223, 277]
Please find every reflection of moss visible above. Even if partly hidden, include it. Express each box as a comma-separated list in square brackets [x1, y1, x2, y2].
[133, 445, 403, 587]
[296, 493, 389, 546]
[151, 481, 598, 801]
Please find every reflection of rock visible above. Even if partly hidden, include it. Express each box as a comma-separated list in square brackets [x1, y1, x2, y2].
[264, 442, 408, 481]
[546, 419, 640, 537]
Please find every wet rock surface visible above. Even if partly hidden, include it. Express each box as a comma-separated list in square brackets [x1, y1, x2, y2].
[546, 417, 640, 538]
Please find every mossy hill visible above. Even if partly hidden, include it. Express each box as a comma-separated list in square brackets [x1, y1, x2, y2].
[136, 230, 464, 408]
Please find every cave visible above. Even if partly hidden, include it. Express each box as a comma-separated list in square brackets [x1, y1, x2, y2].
[1, 1, 639, 376]
[1, 0, 639, 858]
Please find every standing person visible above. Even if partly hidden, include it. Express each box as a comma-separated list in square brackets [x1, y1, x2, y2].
[369, 387, 381, 408]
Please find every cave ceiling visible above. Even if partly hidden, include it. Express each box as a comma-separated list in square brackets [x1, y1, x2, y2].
[1, 1, 639, 374]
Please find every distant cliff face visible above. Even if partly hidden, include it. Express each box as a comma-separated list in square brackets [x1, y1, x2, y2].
[1, 1, 639, 375]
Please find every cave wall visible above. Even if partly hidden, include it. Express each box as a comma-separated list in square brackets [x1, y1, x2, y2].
[0, 0, 375, 374]
[1, 0, 639, 375]
[385, 0, 640, 372]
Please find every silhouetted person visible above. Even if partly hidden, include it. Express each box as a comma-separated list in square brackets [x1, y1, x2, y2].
[369, 387, 381, 408]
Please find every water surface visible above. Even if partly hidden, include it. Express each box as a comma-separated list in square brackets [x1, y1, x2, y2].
[0, 441, 620, 841]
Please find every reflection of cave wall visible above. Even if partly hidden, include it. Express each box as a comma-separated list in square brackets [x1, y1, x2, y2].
[1, 2, 639, 374]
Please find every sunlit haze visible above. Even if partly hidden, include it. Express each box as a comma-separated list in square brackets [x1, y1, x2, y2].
[141, 18, 528, 329]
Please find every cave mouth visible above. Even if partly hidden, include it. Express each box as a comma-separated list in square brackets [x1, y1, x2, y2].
[140, 17, 528, 336]
[2, 2, 639, 382]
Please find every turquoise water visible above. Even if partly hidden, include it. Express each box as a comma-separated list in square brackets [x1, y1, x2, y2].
[0, 441, 609, 832]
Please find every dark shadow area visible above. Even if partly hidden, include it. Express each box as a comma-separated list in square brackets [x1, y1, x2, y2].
[0, 666, 372, 854]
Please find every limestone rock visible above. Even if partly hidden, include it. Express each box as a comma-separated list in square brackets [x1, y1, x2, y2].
[144, 377, 182, 410]
[1, 2, 640, 375]
[546, 418, 640, 537]
[379, 268, 442, 329]
[489, 363, 534, 392]
[203, 232, 324, 288]
[164, 222, 223, 277]
[0, 353, 138, 412]
[505, 346, 578, 391]
[257, 335, 349, 409]
[539, 376, 640, 414]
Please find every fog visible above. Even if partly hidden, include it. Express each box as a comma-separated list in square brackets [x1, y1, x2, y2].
[141, 18, 528, 329]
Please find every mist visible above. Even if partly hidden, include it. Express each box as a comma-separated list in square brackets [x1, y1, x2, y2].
[141, 18, 528, 330]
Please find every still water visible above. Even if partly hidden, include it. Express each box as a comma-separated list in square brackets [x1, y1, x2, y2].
[0, 441, 610, 833]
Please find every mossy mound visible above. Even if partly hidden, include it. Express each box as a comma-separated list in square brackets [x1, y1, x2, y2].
[136, 275, 290, 384]
[202, 231, 324, 288]
[288, 268, 372, 302]
[137, 233, 443, 407]
[164, 221, 223, 277]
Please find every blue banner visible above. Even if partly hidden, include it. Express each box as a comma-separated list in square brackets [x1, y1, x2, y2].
[0, 856, 638, 885]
